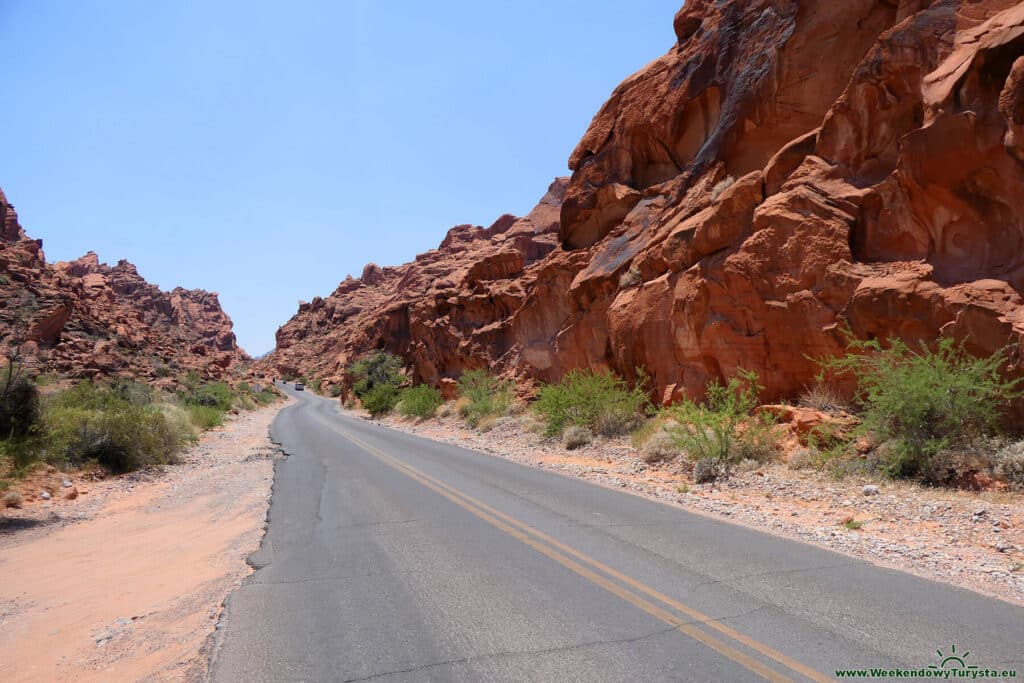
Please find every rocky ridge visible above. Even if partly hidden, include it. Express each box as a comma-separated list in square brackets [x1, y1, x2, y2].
[268, 0, 1024, 405]
[0, 187, 247, 383]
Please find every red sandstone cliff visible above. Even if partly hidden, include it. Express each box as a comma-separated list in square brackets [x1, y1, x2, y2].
[268, 0, 1024, 403]
[0, 188, 247, 383]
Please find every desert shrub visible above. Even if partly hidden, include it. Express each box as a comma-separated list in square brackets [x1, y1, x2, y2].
[308, 377, 323, 394]
[533, 370, 647, 437]
[350, 352, 404, 400]
[3, 490, 22, 508]
[693, 458, 722, 483]
[820, 337, 1022, 478]
[457, 369, 512, 427]
[995, 441, 1024, 491]
[255, 386, 281, 406]
[328, 384, 342, 398]
[798, 383, 850, 414]
[187, 404, 224, 429]
[0, 377, 39, 440]
[187, 381, 235, 411]
[920, 440, 998, 489]
[732, 416, 781, 464]
[0, 360, 39, 439]
[710, 175, 735, 201]
[562, 426, 593, 450]
[362, 383, 400, 417]
[39, 382, 194, 472]
[618, 265, 641, 289]
[641, 429, 681, 463]
[664, 369, 763, 473]
[400, 385, 443, 419]
[788, 448, 818, 470]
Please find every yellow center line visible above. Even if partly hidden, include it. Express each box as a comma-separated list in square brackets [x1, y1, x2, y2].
[316, 415, 830, 682]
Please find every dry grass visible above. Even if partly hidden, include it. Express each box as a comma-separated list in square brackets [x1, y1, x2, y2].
[710, 175, 735, 201]
[562, 426, 593, 450]
[798, 383, 851, 414]
[618, 266, 641, 289]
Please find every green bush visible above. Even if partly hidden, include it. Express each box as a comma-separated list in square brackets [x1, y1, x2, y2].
[350, 352, 404, 400]
[821, 337, 1022, 478]
[400, 385, 442, 419]
[0, 373, 39, 439]
[187, 404, 224, 429]
[664, 369, 765, 473]
[363, 383, 400, 417]
[533, 370, 647, 437]
[185, 381, 235, 411]
[457, 369, 512, 427]
[37, 382, 195, 473]
[255, 386, 281, 406]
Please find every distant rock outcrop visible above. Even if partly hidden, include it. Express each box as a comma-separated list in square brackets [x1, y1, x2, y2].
[0, 187, 247, 383]
[267, 0, 1024, 403]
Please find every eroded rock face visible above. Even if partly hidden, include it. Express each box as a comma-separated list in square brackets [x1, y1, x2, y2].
[265, 180, 567, 391]
[0, 189, 247, 381]
[269, 0, 1024, 404]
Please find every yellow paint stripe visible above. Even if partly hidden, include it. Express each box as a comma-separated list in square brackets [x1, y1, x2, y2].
[321, 420, 814, 682]
[377, 442, 833, 683]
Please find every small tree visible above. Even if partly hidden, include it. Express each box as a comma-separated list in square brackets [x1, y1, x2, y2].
[0, 331, 40, 439]
[349, 352, 404, 400]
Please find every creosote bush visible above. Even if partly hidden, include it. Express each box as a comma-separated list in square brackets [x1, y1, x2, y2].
[400, 385, 443, 419]
[820, 337, 1022, 479]
[363, 383, 400, 417]
[533, 370, 647, 438]
[457, 369, 512, 427]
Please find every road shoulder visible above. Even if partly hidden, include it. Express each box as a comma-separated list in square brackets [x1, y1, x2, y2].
[369, 408, 1024, 607]
[0, 404, 285, 683]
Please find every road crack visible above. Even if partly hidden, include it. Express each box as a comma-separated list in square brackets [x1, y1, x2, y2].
[340, 626, 679, 682]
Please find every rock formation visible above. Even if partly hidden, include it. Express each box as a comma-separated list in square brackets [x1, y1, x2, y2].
[0, 188, 247, 383]
[267, 0, 1024, 403]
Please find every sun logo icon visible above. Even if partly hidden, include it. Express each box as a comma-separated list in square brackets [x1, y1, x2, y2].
[929, 644, 979, 671]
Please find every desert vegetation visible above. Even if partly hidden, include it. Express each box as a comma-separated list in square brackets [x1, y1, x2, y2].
[350, 337, 1024, 493]
[0, 360, 282, 493]
[659, 369, 778, 482]
[399, 384, 443, 419]
[455, 368, 512, 428]
[349, 351, 404, 417]
[533, 369, 647, 437]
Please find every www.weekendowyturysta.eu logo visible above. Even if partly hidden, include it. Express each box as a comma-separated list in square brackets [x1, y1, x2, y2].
[931, 644, 977, 673]
[834, 644, 1019, 679]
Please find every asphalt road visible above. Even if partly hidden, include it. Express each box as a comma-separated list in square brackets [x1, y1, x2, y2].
[210, 385, 1024, 682]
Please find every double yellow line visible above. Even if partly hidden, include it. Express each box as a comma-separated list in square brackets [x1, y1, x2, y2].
[323, 417, 831, 682]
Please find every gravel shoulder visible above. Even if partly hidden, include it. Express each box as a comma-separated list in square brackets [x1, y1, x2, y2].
[376, 410, 1024, 607]
[0, 403, 285, 683]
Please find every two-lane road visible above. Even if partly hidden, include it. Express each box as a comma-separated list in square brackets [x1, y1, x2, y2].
[210, 386, 1023, 681]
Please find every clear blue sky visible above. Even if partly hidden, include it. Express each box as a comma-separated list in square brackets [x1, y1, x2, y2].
[1, 1, 681, 356]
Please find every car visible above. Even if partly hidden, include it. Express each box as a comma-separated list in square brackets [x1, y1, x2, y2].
[294, 383, 305, 391]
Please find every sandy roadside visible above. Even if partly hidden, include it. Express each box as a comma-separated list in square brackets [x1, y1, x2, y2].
[375, 409, 1024, 607]
[0, 403, 284, 683]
